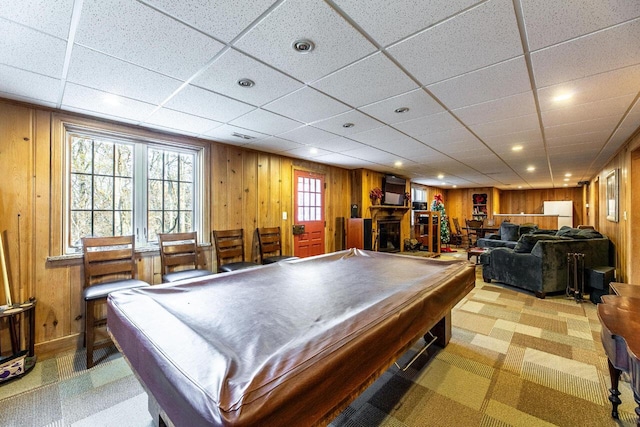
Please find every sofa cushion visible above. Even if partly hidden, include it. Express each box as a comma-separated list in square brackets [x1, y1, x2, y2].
[500, 222, 520, 241]
[556, 226, 603, 239]
[518, 224, 538, 236]
[514, 234, 570, 253]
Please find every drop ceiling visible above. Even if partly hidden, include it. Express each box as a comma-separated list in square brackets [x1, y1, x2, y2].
[1, 0, 639, 189]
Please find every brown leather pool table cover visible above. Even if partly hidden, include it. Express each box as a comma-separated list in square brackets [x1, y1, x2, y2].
[107, 249, 475, 426]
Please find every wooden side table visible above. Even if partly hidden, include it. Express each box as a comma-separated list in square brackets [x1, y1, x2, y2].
[0, 300, 36, 382]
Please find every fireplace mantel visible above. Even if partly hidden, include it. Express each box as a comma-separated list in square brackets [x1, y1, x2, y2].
[369, 205, 410, 220]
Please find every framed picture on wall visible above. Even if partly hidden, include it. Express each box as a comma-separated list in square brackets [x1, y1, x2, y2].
[606, 169, 618, 222]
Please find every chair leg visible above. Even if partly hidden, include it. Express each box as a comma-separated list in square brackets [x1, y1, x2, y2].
[85, 299, 95, 369]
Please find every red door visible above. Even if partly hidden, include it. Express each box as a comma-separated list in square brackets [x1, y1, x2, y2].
[293, 170, 325, 258]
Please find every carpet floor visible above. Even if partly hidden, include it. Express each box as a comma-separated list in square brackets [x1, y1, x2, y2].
[0, 253, 637, 426]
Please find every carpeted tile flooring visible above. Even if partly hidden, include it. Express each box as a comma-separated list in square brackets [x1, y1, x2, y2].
[0, 252, 637, 426]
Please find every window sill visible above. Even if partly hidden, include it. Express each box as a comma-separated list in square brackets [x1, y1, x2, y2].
[46, 242, 211, 267]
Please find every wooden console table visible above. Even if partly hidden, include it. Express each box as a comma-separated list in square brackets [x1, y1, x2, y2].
[0, 300, 36, 381]
[597, 283, 639, 425]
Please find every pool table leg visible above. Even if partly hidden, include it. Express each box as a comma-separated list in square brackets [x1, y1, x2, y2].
[429, 311, 452, 348]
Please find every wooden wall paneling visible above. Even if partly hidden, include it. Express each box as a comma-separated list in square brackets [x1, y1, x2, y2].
[211, 144, 230, 231]
[0, 102, 33, 306]
[630, 140, 640, 283]
[280, 159, 293, 255]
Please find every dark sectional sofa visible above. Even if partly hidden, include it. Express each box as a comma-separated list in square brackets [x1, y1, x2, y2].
[480, 227, 610, 298]
[477, 221, 543, 249]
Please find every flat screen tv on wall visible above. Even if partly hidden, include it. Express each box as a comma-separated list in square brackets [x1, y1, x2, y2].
[382, 175, 406, 206]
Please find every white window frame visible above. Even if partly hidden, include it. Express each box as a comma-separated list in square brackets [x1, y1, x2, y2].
[63, 125, 204, 254]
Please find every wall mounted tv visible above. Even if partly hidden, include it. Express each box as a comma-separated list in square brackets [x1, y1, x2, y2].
[382, 175, 406, 206]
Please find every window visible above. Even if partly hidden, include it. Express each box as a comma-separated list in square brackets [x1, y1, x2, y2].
[67, 129, 201, 252]
[412, 188, 426, 202]
[296, 176, 322, 221]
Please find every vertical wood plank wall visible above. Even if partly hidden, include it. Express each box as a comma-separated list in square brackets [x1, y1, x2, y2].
[0, 98, 637, 358]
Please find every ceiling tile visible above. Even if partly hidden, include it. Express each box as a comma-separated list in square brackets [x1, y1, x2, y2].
[263, 87, 350, 123]
[145, 0, 276, 43]
[532, 18, 640, 88]
[61, 83, 157, 123]
[546, 130, 611, 148]
[243, 136, 304, 154]
[229, 108, 302, 135]
[191, 49, 304, 107]
[306, 136, 366, 153]
[75, 0, 224, 79]
[143, 107, 223, 135]
[283, 145, 332, 160]
[470, 113, 540, 140]
[164, 85, 255, 123]
[0, 64, 60, 104]
[315, 152, 375, 168]
[394, 111, 463, 139]
[311, 109, 383, 136]
[67, 46, 183, 105]
[350, 125, 408, 145]
[0, 20, 67, 78]
[335, 0, 479, 47]
[413, 127, 478, 148]
[537, 63, 640, 111]
[340, 145, 400, 163]
[387, 0, 522, 85]
[427, 56, 531, 110]
[482, 128, 543, 149]
[234, 0, 376, 83]
[203, 124, 268, 144]
[453, 91, 537, 126]
[277, 125, 339, 145]
[311, 52, 417, 107]
[541, 95, 635, 128]
[545, 116, 620, 140]
[0, 0, 74, 39]
[521, 0, 640, 51]
[359, 88, 444, 124]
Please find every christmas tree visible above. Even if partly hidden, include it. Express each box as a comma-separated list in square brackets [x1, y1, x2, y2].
[430, 193, 450, 245]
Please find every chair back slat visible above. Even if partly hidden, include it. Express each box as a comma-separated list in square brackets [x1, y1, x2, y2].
[158, 232, 204, 275]
[257, 227, 283, 262]
[82, 235, 137, 287]
[212, 229, 248, 271]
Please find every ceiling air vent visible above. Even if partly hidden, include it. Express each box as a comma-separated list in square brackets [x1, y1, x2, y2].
[232, 132, 255, 140]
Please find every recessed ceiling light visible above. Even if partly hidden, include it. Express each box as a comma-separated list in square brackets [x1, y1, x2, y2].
[564, 173, 572, 177]
[237, 78, 255, 88]
[453, 185, 457, 188]
[437, 174, 444, 179]
[292, 39, 314, 53]
[518, 186, 522, 189]
[563, 183, 568, 187]
[553, 93, 573, 102]
[563, 178, 570, 182]
[310, 147, 318, 154]
[527, 166, 535, 172]
[512, 145, 523, 152]
[394, 161, 402, 167]
[394, 107, 410, 113]
[342, 122, 354, 128]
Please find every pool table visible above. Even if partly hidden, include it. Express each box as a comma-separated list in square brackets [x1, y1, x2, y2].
[107, 249, 475, 426]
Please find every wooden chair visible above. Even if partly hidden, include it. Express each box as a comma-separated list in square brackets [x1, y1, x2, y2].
[464, 219, 484, 248]
[81, 235, 149, 369]
[212, 229, 260, 273]
[256, 227, 298, 264]
[158, 232, 213, 283]
[448, 218, 463, 247]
